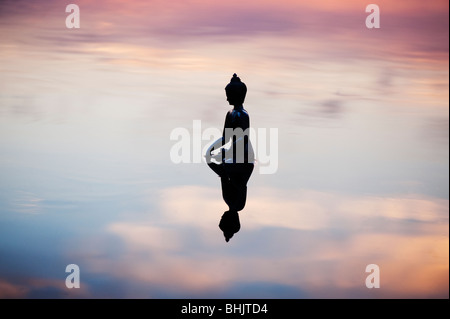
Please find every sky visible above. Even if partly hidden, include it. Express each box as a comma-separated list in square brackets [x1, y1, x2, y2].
[0, 0, 448, 299]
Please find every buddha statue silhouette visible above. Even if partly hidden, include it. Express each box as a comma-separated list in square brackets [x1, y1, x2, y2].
[205, 73, 255, 242]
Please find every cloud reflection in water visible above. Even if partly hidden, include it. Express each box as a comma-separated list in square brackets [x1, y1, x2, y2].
[0, 0, 448, 299]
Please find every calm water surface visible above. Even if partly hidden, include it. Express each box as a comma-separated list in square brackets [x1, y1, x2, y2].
[0, 0, 448, 298]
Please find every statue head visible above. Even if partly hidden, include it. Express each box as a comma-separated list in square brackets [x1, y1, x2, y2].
[225, 73, 247, 106]
[219, 210, 241, 242]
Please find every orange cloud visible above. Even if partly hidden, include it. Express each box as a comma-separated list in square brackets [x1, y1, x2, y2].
[95, 186, 449, 298]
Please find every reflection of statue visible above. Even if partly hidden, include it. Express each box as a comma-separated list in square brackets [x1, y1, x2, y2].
[205, 73, 254, 242]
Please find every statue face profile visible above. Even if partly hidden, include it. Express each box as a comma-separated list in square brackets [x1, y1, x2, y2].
[225, 73, 247, 105]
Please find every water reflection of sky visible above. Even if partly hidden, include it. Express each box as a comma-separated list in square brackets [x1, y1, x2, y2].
[0, 0, 448, 298]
